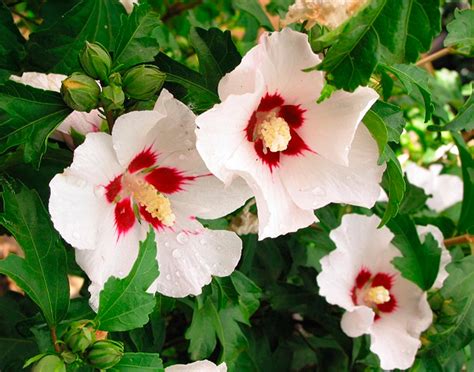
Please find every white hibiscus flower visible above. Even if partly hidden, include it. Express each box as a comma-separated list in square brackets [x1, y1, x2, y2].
[120, 0, 139, 13]
[49, 89, 251, 309]
[10, 72, 103, 145]
[195, 28, 384, 240]
[405, 162, 463, 212]
[165, 360, 227, 372]
[316, 214, 444, 370]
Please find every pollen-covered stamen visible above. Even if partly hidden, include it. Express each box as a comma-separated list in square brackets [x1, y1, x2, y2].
[123, 174, 176, 226]
[364, 286, 391, 305]
[257, 112, 292, 153]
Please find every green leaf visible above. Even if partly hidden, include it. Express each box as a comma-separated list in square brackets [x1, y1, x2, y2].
[441, 89, 474, 132]
[444, 9, 474, 57]
[113, 4, 161, 71]
[109, 352, 163, 372]
[95, 230, 159, 332]
[381, 63, 434, 121]
[0, 296, 39, 370]
[26, 0, 125, 74]
[185, 271, 262, 364]
[363, 107, 388, 156]
[0, 81, 72, 167]
[425, 256, 474, 360]
[190, 27, 242, 93]
[154, 53, 219, 112]
[0, 3, 26, 74]
[369, 101, 405, 142]
[398, 177, 429, 214]
[317, 0, 440, 91]
[453, 133, 474, 233]
[233, 0, 274, 31]
[380, 147, 406, 225]
[0, 183, 69, 326]
[389, 214, 441, 290]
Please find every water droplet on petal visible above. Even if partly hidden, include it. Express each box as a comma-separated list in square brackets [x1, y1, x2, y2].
[199, 239, 207, 245]
[178, 154, 186, 161]
[184, 139, 193, 148]
[165, 274, 171, 281]
[175, 270, 181, 277]
[172, 249, 182, 258]
[164, 241, 170, 247]
[176, 232, 189, 244]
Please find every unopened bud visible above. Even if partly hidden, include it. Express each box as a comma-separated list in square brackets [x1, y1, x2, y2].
[32, 355, 66, 372]
[61, 73, 100, 112]
[101, 84, 125, 111]
[63, 320, 96, 353]
[86, 340, 124, 369]
[123, 65, 165, 100]
[80, 42, 112, 82]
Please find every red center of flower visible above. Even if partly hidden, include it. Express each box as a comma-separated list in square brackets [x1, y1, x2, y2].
[104, 147, 195, 237]
[351, 267, 397, 320]
[245, 92, 310, 170]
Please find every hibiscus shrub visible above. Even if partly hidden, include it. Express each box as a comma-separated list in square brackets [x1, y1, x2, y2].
[0, 0, 473, 371]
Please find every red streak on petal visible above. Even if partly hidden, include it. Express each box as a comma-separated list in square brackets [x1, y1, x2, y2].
[254, 140, 280, 170]
[377, 295, 397, 313]
[114, 198, 135, 237]
[351, 286, 358, 305]
[145, 167, 195, 194]
[279, 104, 305, 128]
[105, 175, 122, 203]
[355, 268, 372, 289]
[283, 129, 311, 156]
[371, 272, 395, 290]
[258, 92, 284, 112]
[139, 205, 165, 230]
[128, 147, 158, 174]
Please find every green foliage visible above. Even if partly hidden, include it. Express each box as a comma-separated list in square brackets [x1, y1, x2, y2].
[113, 4, 162, 71]
[441, 89, 474, 131]
[185, 271, 262, 368]
[380, 147, 406, 225]
[0, 81, 72, 166]
[109, 352, 164, 371]
[0, 2, 26, 76]
[317, 0, 441, 91]
[26, 0, 125, 74]
[445, 9, 474, 57]
[389, 214, 441, 290]
[190, 27, 242, 93]
[232, 0, 274, 31]
[95, 230, 159, 332]
[0, 182, 69, 326]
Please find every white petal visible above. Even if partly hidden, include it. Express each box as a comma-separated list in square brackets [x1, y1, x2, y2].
[416, 224, 451, 289]
[75, 211, 148, 310]
[57, 110, 103, 135]
[49, 171, 110, 251]
[317, 214, 396, 310]
[153, 228, 242, 298]
[226, 141, 316, 239]
[10, 72, 65, 92]
[299, 87, 378, 165]
[282, 124, 385, 211]
[196, 88, 263, 184]
[369, 279, 432, 370]
[69, 132, 124, 185]
[170, 175, 252, 220]
[341, 306, 375, 337]
[165, 361, 227, 372]
[119, 0, 138, 13]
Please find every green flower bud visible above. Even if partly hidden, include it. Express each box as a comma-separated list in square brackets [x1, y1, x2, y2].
[101, 84, 125, 111]
[61, 73, 100, 112]
[32, 355, 66, 372]
[86, 340, 124, 370]
[122, 65, 166, 100]
[63, 320, 96, 353]
[80, 41, 112, 82]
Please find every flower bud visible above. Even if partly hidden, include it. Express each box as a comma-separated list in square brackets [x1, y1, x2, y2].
[101, 84, 125, 111]
[32, 355, 66, 372]
[63, 320, 96, 353]
[122, 65, 166, 100]
[61, 73, 100, 112]
[86, 340, 124, 369]
[80, 41, 112, 82]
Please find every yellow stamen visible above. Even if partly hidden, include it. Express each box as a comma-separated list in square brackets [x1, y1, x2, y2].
[364, 286, 390, 305]
[124, 176, 176, 226]
[258, 112, 291, 152]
